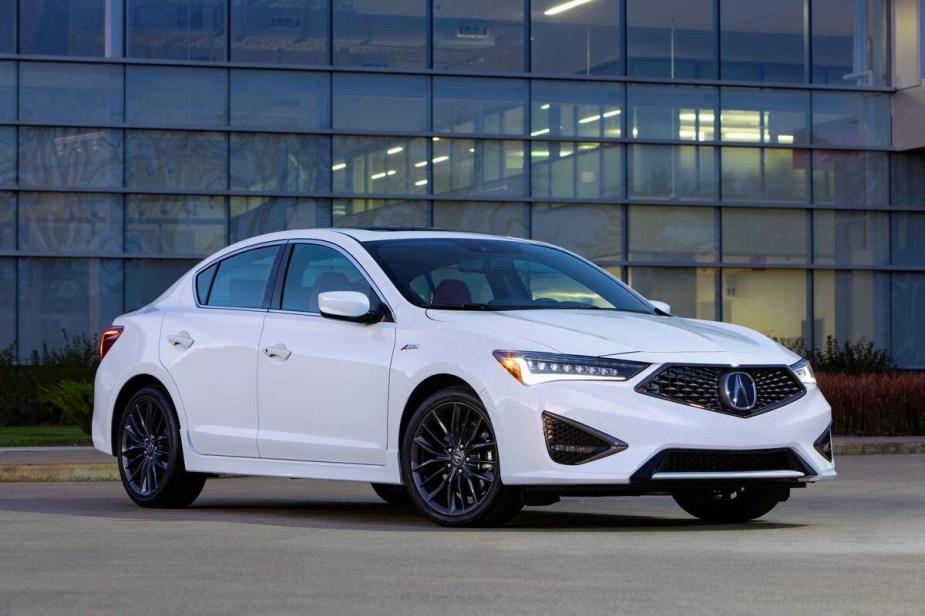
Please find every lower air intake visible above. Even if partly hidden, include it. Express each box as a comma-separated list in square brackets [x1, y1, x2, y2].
[654, 449, 809, 474]
[542, 412, 626, 465]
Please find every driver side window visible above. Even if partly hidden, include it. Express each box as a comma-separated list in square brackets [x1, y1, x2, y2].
[280, 243, 374, 313]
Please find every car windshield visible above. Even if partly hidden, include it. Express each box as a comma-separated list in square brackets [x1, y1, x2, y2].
[362, 237, 654, 313]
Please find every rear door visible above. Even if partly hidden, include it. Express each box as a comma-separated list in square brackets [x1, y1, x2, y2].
[257, 242, 396, 464]
[160, 244, 283, 458]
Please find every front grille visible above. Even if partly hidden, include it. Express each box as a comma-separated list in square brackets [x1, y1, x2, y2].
[542, 412, 626, 465]
[654, 449, 808, 474]
[636, 365, 804, 417]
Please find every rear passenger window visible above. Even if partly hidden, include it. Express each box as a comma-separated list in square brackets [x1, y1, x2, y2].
[199, 245, 281, 309]
[281, 244, 374, 313]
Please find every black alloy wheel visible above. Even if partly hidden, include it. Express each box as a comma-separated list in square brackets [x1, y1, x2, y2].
[118, 386, 206, 508]
[672, 486, 788, 523]
[401, 387, 522, 527]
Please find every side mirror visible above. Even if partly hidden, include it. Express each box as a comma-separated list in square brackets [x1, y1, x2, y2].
[318, 291, 383, 324]
[648, 300, 671, 315]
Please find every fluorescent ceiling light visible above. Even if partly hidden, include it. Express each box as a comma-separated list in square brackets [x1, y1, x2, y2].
[602, 109, 621, 118]
[778, 134, 794, 144]
[414, 179, 428, 186]
[432, 137, 441, 141]
[531, 150, 550, 157]
[540, 104, 551, 110]
[724, 131, 762, 141]
[432, 156, 449, 163]
[370, 172, 387, 180]
[544, 0, 595, 16]
[414, 161, 428, 167]
[578, 114, 601, 124]
[331, 163, 347, 171]
[530, 128, 550, 136]
[386, 170, 397, 176]
[387, 146, 404, 155]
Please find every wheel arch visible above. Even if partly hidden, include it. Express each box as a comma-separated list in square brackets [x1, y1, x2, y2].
[398, 373, 479, 451]
[110, 374, 174, 456]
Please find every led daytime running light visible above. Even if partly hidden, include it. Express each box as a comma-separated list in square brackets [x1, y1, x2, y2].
[790, 359, 816, 384]
[494, 351, 648, 385]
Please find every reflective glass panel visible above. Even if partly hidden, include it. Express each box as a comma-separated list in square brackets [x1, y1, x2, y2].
[332, 137, 427, 196]
[627, 0, 714, 79]
[333, 74, 427, 133]
[434, 77, 527, 136]
[722, 208, 809, 264]
[722, 269, 807, 342]
[892, 212, 925, 267]
[128, 0, 227, 62]
[332, 199, 429, 228]
[230, 69, 329, 130]
[18, 258, 123, 356]
[0, 62, 14, 119]
[126, 195, 226, 256]
[0, 192, 12, 250]
[205, 245, 280, 308]
[281, 243, 372, 313]
[531, 142, 623, 199]
[127, 66, 227, 126]
[530, 203, 622, 263]
[629, 145, 716, 201]
[434, 0, 524, 72]
[433, 139, 526, 197]
[231, 0, 327, 66]
[531, 81, 623, 139]
[629, 267, 715, 319]
[0, 0, 13, 54]
[230, 133, 331, 193]
[627, 84, 717, 141]
[19, 192, 123, 253]
[20, 0, 109, 57]
[333, 0, 426, 68]
[19, 127, 123, 188]
[720, 88, 809, 145]
[892, 152, 925, 208]
[721, 147, 808, 202]
[812, 150, 888, 207]
[721, 0, 805, 83]
[812, 0, 888, 86]
[892, 273, 925, 367]
[0, 127, 13, 185]
[531, 0, 621, 76]
[814, 210, 889, 266]
[0, 259, 13, 351]
[126, 259, 199, 311]
[433, 201, 527, 237]
[126, 0, 227, 62]
[20, 62, 123, 124]
[812, 91, 891, 147]
[628, 205, 715, 263]
[815, 270, 889, 350]
[230, 197, 331, 243]
[126, 131, 227, 190]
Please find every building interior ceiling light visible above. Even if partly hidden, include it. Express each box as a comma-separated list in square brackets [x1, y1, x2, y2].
[544, 0, 596, 17]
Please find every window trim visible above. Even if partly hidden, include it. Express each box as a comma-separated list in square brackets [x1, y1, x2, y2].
[192, 240, 287, 312]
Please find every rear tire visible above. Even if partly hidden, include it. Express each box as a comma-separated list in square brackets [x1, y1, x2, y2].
[672, 486, 788, 523]
[370, 483, 411, 506]
[117, 386, 206, 508]
[401, 387, 523, 527]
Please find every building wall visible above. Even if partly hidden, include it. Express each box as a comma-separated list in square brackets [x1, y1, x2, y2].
[0, 0, 924, 367]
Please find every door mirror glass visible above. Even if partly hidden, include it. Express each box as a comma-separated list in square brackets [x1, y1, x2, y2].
[318, 291, 379, 322]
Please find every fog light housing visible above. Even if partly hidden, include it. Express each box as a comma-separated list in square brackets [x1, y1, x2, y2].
[814, 423, 833, 462]
[542, 412, 627, 465]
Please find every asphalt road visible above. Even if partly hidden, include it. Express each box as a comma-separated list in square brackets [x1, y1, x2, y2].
[1, 455, 923, 616]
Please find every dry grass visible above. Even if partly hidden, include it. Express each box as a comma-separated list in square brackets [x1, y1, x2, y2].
[818, 373, 925, 436]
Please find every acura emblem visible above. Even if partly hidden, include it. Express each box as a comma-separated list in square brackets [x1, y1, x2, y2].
[721, 371, 758, 412]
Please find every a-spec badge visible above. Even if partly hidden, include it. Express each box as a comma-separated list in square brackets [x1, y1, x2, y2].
[721, 371, 758, 412]
[400, 343, 420, 351]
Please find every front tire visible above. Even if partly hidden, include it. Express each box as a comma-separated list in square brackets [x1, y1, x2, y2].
[400, 387, 522, 527]
[672, 486, 788, 523]
[117, 386, 206, 508]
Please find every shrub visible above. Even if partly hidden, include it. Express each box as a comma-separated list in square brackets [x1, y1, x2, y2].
[0, 342, 27, 425]
[35, 380, 95, 435]
[26, 332, 99, 424]
[818, 373, 925, 436]
[779, 336, 893, 374]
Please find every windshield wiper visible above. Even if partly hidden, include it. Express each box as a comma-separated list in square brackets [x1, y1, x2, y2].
[428, 303, 493, 310]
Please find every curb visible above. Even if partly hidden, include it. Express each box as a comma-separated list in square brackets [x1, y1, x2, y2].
[0, 463, 119, 483]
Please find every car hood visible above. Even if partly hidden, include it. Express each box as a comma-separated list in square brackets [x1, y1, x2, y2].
[425, 309, 788, 359]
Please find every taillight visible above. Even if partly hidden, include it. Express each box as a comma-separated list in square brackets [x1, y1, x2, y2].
[99, 326, 124, 360]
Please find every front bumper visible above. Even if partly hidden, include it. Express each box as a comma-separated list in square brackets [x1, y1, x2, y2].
[483, 367, 836, 486]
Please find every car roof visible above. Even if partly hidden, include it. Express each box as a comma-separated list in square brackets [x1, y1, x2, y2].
[236, 228, 533, 244]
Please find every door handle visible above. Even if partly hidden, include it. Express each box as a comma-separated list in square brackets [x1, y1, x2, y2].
[263, 343, 292, 361]
[167, 331, 194, 349]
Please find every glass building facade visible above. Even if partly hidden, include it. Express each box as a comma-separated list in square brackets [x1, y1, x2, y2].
[0, 0, 924, 367]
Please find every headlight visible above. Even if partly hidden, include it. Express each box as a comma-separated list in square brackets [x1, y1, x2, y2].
[790, 358, 816, 384]
[493, 351, 649, 385]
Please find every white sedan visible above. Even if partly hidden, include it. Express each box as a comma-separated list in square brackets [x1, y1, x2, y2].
[92, 229, 835, 527]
